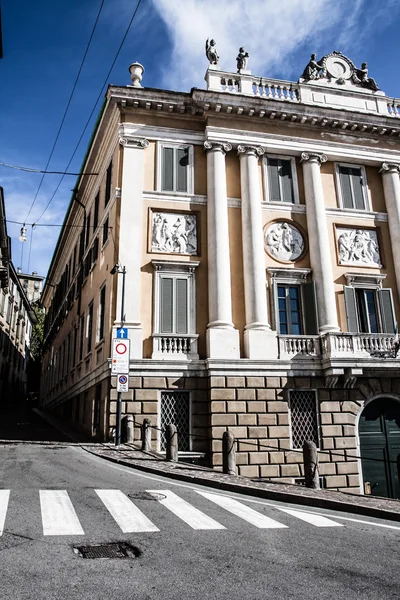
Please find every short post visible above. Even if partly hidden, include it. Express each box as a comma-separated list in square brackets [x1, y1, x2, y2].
[303, 440, 320, 489]
[166, 424, 178, 462]
[141, 418, 151, 452]
[125, 415, 134, 444]
[222, 430, 236, 475]
[397, 454, 400, 497]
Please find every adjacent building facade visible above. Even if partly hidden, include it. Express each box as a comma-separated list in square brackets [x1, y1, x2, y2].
[40, 51, 400, 498]
[0, 188, 37, 403]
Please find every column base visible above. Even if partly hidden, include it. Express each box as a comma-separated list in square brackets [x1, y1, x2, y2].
[206, 327, 240, 359]
[112, 324, 143, 359]
[244, 328, 278, 359]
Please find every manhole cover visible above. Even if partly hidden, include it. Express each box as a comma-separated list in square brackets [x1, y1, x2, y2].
[74, 542, 141, 559]
[128, 492, 166, 501]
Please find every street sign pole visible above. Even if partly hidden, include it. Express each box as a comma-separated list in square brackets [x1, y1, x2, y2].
[115, 266, 126, 447]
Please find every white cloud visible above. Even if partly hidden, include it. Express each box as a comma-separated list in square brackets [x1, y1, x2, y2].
[151, 0, 397, 91]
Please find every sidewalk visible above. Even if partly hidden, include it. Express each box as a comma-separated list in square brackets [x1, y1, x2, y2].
[35, 408, 400, 523]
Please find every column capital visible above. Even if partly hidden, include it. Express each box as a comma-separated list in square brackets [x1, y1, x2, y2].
[237, 145, 265, 158]
[204, 140, 232, 154]
[379, 162, 400, 175]
[300, 152, 327, 166]
[119, 137, 149, 149]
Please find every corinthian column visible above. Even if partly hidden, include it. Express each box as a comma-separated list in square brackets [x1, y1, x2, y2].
[204, 141, 240, 359]
[238, 145, 276, 359]
[301, 152, 339, 332]
[380, 162, 400, 303]
[118, 136, 149, 357]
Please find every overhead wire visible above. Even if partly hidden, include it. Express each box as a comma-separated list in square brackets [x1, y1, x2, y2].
[34, 0, 144, 225]
[0, 160, 98, 176]
[24, 0, 106, 224]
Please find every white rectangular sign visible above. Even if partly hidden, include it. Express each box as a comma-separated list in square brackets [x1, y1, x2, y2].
[116, 374, 129, 392]
[111, 338, 130, 374]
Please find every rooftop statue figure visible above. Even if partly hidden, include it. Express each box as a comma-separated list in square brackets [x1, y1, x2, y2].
[355, 62, 379, 91]
[236, 47, 249, 72]
[205, 38, 219, 65]
[301, 53, 322, 81]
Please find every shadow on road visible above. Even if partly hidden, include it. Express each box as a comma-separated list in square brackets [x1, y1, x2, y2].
[0, 402, 72, 443]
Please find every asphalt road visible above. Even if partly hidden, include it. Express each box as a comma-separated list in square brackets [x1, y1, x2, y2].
[0, 440, 398, 600]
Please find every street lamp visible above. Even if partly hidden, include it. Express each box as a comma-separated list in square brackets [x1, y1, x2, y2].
[111, 263, 126, 446]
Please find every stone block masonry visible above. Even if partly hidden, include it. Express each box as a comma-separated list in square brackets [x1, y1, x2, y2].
[112, 373, 397, 494]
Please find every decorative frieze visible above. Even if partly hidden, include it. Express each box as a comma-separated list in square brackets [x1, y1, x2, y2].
[264, 221, 305, 262]
[151, 212, 197, 255]
[336, 227, 381, 267]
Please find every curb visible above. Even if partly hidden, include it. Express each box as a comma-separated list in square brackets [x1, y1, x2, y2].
[82, 447, 400, 524]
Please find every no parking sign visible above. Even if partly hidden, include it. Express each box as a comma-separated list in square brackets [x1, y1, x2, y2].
[117, 374, 129, 392]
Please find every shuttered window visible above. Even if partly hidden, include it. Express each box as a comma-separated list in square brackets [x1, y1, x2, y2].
[161, 146, 191, 193]
[160, 276, 188, 334]
[275, 281, 318, 335]
[338, 165, 367, 210]
[104, 161, 112, 207]
[267, 158, 295, 203]
[344, 286, 396, 333]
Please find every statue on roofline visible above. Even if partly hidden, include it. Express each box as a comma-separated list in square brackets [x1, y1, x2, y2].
[301, 53, 323, 81]
[205, 38, 219, 65]
[236, 47, 249, 72]
[354, 62, 379, 91]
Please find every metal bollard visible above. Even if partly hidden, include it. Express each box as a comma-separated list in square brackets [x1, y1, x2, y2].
[125, 415, 134, 444]
[222, 430, 236, 475]
[165, 424, 178, 462]
[303, 440, 320, 489]
[141, 418, 151, 452]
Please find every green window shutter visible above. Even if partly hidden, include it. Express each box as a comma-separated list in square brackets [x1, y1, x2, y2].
[160, 277, 174, 333]
[344, 286, 359, 332]
[302, 282, 319, 334]
[162, 147, 174, 191]
[176, 278, 188, 334]
[280, 159, 294, 203]
[268, 159, 281, 202]
[339, 166, 354, 209]
[176, 147, 189, 192]
[350, 168, 365, 210]
[378, 288, 396, 333]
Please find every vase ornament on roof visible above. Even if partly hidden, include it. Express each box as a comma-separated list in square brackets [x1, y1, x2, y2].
[299, 51, 379, 92]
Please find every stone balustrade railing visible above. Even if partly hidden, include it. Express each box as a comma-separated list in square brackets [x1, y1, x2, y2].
[278, 335, 321, 359]
[206, 69, 300, 101]
[152, 334, 199, 360]
[321, 332, 396, 359]
[387, 99, 400, 117]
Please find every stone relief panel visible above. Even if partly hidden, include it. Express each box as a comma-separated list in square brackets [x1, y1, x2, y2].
[336, 227, 381, 267]
[264, 221, 305, 262]
[151, 212, 197, 255]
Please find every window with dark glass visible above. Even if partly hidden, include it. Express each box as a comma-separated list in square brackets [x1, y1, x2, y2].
[79, 314, 85, 362]
[344, 286, 396, 334]
[98, 285, 106, 341]
[161, 146, 190, 193]
[104, 162, 112, 206]
[102, 217, 109, 246]
[85, 212, 91, 248]
[338, 165, 366, 210]
[87, 302, 93, 353]
[277, 285, 302, 335]
[267, 158, 294, 203]
[93, 192, 100, 229]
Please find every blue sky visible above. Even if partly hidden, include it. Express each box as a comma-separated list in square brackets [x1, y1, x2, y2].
[1, 0, 400, 280]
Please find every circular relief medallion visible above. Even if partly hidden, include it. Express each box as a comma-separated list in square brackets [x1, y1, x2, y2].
[264, 221, 305, 262]
[325, 55, 352, 80]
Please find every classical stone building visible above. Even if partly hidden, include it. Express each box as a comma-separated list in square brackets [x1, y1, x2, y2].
[40, 51, 400, 498]
[0, 188, 37, 403]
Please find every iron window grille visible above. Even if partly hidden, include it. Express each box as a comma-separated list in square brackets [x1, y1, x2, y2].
[160, 391, 190, 451]
[289, 390, 320, 449]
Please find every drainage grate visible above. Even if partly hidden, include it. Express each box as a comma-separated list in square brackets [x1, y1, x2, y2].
[128, 492, 166, 501]
[74, 542, 141, 559]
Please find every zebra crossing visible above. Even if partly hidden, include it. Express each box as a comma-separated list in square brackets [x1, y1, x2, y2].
[0, 488, 346, 537]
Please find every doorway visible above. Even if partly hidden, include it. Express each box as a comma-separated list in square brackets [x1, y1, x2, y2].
[359, 397, 400, 498]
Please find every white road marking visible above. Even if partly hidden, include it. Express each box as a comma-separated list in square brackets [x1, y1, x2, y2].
[197, 490, 288, 529]
[147, 490, 225, 530]
[40, 490, 84, 536]
[95, 489, 159, 533]
[80, 450, 400, 531]
[277, 507, 343, 527]
[0, 490, 10, 535]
